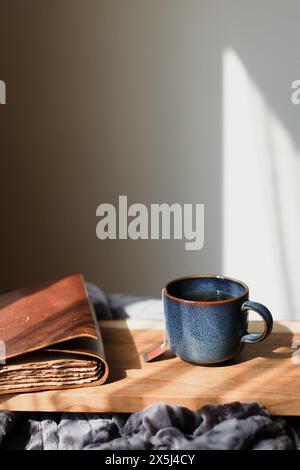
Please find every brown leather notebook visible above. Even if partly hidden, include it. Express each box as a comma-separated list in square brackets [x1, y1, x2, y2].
[0, 274, 109, 394]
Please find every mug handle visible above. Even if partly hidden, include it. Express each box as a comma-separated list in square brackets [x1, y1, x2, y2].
[240, 300, 273, 343]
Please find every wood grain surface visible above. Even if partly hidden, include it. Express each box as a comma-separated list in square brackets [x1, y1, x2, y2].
[0, 320, 299, 415]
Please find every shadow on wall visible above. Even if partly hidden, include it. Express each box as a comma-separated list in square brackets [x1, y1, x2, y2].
[0, 1, 223, 297]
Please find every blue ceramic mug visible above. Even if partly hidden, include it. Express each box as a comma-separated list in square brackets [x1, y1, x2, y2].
[160, 275, 273, 365]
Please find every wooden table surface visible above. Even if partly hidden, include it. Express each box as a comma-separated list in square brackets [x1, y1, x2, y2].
[0, 320, 300, 415]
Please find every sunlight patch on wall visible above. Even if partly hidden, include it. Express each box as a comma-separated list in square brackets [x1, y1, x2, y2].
[223, 48, 300, 320]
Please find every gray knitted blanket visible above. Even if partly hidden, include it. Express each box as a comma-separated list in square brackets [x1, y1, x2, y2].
[0, 283, 299, 450]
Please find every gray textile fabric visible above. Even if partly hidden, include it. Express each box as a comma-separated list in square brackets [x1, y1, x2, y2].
[0, 283, 299, 450]
[0, 403, 298, 450]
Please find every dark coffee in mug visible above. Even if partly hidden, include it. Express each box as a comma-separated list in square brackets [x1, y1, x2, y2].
[180, 291, 234, 302]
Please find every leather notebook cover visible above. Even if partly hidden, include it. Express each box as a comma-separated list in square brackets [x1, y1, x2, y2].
[0, 274, 109, 394]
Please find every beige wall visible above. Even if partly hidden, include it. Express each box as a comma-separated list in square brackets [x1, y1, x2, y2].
[0, 1, 222, 296]
[0, 1, 300, 321]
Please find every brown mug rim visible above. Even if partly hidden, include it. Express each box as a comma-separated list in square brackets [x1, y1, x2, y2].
[162, 274, 249, 306]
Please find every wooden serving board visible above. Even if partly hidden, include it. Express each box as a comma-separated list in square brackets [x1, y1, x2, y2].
[0, 320, 300, 415]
